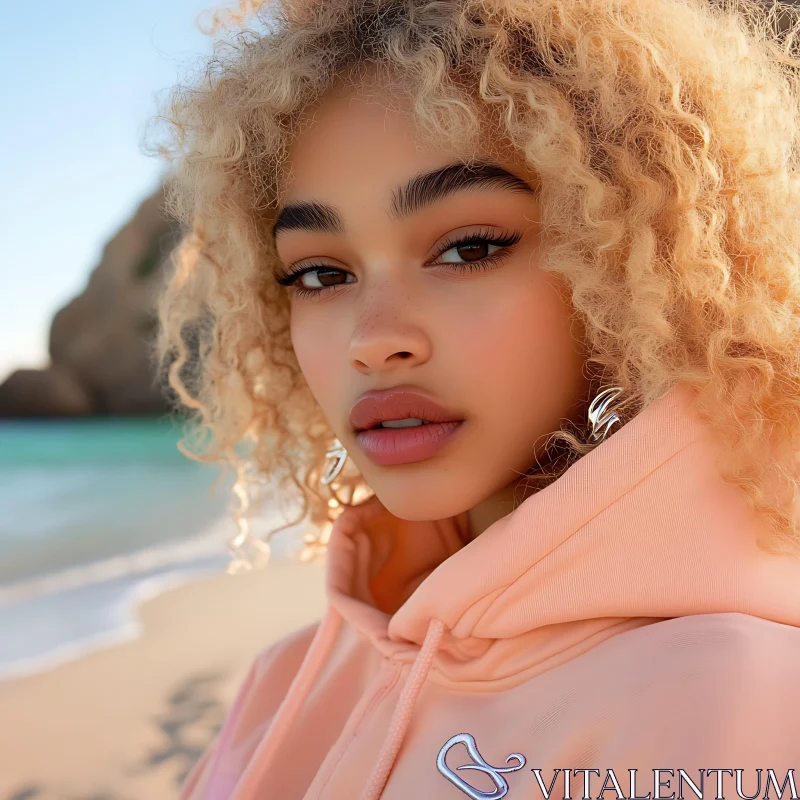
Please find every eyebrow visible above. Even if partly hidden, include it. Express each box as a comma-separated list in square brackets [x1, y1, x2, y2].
[271, 161, 536, 239]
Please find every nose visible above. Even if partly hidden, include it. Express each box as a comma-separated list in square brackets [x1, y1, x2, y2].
[348, 308, 432, 375]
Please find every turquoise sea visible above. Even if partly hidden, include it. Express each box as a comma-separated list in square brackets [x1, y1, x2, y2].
[0, 417, 299, 681]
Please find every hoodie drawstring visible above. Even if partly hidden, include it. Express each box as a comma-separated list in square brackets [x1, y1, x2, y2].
[229, 604, 345, 800]
[359, 617, 446, 800]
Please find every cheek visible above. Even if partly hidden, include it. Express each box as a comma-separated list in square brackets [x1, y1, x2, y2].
[290, 309, 344, 413]
[447, 274, 584, 418]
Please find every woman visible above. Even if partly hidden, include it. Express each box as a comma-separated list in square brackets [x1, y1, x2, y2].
[154, 0, 800, 797]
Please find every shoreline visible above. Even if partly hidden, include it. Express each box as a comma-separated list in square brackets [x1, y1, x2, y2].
[0, 564, 224, 683]
[0, 508, 313, 682]
[0, 551, 241, 683]
[0, 556, 327, 800]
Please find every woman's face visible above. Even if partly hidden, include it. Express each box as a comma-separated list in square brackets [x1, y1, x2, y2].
[274, 82, 589, 526]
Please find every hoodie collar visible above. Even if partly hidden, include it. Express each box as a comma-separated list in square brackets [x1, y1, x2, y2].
[325, 380, 800, 683]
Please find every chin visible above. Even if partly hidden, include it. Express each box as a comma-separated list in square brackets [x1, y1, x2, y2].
[361, 469, 484, 522]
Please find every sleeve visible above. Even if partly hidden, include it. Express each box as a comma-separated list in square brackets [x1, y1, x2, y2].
[179, 619, 322, 799]
[179, 655, 262, 800]
[180, 731, 219, 799]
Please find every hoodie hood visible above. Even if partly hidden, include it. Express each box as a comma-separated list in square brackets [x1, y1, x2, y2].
[230, 380, 800, 800]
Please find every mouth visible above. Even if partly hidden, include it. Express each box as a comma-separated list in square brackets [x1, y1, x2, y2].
[349, 386, 465, 466]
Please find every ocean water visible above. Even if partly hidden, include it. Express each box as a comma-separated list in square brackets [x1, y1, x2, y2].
[0, 416, 304, 681]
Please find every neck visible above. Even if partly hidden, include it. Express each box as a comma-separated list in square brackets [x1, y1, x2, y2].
[466, 477, 539, 540]
[465, 434, 583, 540]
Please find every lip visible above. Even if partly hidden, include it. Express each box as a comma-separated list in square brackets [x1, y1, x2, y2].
[349, 386, 462, 432]
[349, 386, 465, 466]
[355, 421, 465, 466]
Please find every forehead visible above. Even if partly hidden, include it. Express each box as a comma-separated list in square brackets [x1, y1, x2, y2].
[281, 92, 441, 198]
[276, 79, 516, 206]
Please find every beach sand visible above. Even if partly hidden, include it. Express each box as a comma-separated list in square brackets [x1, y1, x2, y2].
[0, 557, 327, 800]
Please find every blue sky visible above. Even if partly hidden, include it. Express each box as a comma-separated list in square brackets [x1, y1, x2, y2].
[0, 1, 224, 383]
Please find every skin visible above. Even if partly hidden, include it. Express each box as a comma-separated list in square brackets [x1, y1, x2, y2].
[274, 81, 590, 540]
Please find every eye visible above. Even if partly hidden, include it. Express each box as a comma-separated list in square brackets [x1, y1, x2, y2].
[439, 238, 503, 264]
[428, 227, 523, 271]
[274, 264, 355, 298]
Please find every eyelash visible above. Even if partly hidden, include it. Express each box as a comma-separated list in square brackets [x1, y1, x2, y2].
[274, 227, 523, 299]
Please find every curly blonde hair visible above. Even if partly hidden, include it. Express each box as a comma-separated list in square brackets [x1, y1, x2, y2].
[151, 0, 800, 572]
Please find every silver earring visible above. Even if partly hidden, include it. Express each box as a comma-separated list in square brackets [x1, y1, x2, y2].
[321, 438, 348, 485]
[587, 386, 624, 442]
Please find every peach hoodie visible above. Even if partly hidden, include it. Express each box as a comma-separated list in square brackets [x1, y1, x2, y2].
[182, 381, 800, 800]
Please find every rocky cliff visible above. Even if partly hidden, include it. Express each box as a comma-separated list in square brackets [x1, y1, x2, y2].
[0, 186, 182, 417]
